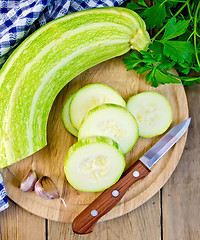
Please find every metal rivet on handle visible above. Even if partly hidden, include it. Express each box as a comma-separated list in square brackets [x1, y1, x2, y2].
[112, 190, 119, 197]
[133, 171, 140, 177]
[91, 210, 98, 217]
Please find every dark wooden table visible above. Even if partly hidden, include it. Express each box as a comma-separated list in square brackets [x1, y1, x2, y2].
[0, 84, 199, 240]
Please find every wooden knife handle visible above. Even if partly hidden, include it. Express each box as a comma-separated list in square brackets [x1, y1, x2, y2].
[72, 160, 150, 234]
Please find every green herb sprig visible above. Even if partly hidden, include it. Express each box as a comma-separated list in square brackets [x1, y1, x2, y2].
[123, 0, 200, 87]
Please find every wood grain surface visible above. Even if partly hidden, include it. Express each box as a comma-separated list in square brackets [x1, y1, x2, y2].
[162, 84, 200, 240]
[1, 55, 188, 222]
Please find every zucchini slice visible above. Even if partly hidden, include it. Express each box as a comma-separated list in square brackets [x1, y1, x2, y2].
[69, 83, 126, 130]
[62, 93, 78, 137]
[127, 91, 173, 138]
[64, 136, 125, 192]
[78, 103, 139, 154]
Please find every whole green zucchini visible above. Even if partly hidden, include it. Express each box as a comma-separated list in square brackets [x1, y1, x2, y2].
[0, 7, 150, 168]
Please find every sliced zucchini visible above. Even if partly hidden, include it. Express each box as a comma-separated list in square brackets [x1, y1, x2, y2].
[69, 83, 126, 130]
[64, 136, 125, 192]
[78, 103, 138, 154]
[62, 93, 78, 137]
[127, 91, 173, 138]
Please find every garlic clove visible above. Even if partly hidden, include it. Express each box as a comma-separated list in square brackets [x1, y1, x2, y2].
[35, 176, 60, 200]
[19, 169, 37, 192]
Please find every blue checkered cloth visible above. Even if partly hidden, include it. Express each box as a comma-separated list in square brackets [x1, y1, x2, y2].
[0, 174, 9, 211]
[0, 0, 126, 211]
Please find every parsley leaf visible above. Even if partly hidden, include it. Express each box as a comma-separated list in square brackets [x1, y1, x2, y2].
[126, 2, 145, 11]
[144, 3, 167, 29]
[158, 60, 176, 71]
[175, 62, 191, 75]
[126, 0, 147, 17]
[192, 64, 200, 72]
[134, 65, 152, 74]
[162, 17, 190, 41]
[145, 69, 158, 86]
[140, 50, 162, 63]
[162, 41, 194, 63]
[122, 51, 142, 70]
[126, 0, 147, 10]
[145, 68, 180, 87]
[137, 0, 148, 7]
[180, 76, 200, 86]
[124, 0, 200, 87]
[149, 41, 163, 56]
[154, 69, 181, 85]
[123, 50, 181, 87]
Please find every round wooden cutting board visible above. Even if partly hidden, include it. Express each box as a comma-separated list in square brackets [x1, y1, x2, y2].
[1, 56, 189, 222]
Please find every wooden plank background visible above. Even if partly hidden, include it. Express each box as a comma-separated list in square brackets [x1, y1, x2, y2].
[0, 85, 200, 240]
[0, 0, 200, 238]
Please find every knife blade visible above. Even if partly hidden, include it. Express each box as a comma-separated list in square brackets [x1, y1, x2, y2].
[72, 118, 191, 235]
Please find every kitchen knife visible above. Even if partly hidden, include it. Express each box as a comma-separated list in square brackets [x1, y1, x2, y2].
[72, 118, 191, 234]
